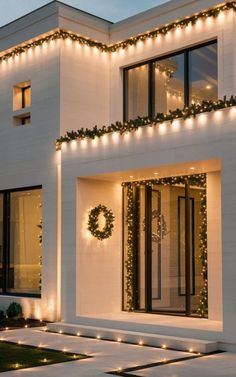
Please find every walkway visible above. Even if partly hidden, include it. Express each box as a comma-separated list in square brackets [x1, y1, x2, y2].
[0, 328, 235, 376]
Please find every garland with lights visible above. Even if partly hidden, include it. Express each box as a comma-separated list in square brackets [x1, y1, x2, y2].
[125, 186, 135, 311]
[88, 204, 115, 240]
[55, 96, 236, 149]
[123, 174, 208, 317]
[197, 189, 208, 318]
[1, 1, 236, 62]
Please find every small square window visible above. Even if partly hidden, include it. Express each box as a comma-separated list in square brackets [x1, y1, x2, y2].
[13, 81, 31, 111]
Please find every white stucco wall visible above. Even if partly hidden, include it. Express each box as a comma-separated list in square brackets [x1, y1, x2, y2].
[0, 38, 60, 321]
[76, 178, 122, 315]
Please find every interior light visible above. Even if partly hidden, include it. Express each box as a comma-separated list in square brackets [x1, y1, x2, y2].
[206, 85, 211, 90]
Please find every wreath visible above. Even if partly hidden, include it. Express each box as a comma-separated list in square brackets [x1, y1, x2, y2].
[88, 204, 115, 240]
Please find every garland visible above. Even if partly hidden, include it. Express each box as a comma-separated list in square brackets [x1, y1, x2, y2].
[197, 190, 208, 318]
[125, 186, 135, 311]
[88, 204, 115, 240]
[1, 1, 236, 62]
[55, 96, 236, 149]
[123, 174, 208, 317]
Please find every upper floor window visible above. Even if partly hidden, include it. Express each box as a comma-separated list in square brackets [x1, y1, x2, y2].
[13, 81, 31, 126]
[13, 81, 31, 111]
[124, 41, 217, 120]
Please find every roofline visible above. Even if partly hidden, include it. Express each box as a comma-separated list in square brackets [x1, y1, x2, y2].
[0, 0, 113, 31]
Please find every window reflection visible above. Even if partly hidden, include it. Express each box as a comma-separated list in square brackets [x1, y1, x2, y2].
[126, 64, 148, 119]
[153, 54, 184, 114]
[189, 43, 217, 104]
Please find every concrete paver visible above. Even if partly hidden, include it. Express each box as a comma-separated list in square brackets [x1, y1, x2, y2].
[0, 328, 234, 376]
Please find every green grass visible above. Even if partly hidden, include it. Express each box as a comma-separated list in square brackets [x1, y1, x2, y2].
[0, 341, 89, 372]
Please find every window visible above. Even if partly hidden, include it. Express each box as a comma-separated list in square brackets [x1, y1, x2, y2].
[125, 64, 149, 120]
[13, 81, 31, 126]
[124, 41, 217, 120]
[0, 187, 42, 296]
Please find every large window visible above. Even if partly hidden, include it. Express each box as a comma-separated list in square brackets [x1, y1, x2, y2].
[124, 41, 217, 120]
[0, 187, 42, 296]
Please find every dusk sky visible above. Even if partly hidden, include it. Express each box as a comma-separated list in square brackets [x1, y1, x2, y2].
[0, 0, 170, 26]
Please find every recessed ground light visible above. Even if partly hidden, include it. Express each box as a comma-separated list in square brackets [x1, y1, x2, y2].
[162, 344, 167, 349]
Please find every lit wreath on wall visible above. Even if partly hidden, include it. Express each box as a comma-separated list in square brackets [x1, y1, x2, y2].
[88, 204, 115, 240]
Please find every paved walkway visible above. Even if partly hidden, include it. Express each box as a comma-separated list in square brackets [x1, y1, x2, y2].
[0, 328, 235, 376]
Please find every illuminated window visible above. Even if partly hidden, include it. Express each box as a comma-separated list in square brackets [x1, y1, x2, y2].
[0, 187, 42, 296]
[124, 41, 217, 120]
[13, 81, 31, 126]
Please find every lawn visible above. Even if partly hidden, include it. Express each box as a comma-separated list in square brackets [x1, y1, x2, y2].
[0, 341, 88, 372]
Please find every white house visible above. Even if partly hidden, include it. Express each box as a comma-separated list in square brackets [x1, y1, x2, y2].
[1, 0, 236, 352]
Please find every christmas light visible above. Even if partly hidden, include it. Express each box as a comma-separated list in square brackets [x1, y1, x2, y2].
[55, 96, 236, 149]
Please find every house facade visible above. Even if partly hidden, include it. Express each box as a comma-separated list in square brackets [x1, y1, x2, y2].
[0, 0, 236, 351]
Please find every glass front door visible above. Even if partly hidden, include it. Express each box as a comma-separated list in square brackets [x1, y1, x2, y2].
[123, 174, 208, 317]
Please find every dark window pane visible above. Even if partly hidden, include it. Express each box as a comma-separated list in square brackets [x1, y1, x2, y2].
[0, 195, 3, 292]
[153, 54, 184, 114]
[8, 189, 42, 294]
[189, 43, 217, 104]
[126, 64, 148, 119]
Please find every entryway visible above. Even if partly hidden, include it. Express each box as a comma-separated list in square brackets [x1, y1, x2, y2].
[122, 174, 207, 317]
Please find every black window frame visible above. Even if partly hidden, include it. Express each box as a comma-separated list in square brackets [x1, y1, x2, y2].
[123, 39, 217, 121]
[0, 185, 42, 298]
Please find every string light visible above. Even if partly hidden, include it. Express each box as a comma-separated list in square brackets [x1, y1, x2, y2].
[0, 1, 235, 63]
[55, 96, 236, 149]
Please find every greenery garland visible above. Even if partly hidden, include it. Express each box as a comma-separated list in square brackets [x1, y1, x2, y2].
[125, 186, 135, 311]
[55, 96, 236, 149]
[88, 204, 115, 240]
[1, 1, 236, 62]
[197, 189, 208, 318]
[123, 174, 208, 317]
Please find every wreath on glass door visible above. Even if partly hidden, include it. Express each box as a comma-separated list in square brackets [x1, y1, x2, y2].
[143, 210, 168, 243]
[88, 204, 115, 240]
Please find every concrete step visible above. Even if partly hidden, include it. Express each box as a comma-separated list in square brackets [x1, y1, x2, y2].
[47, 322, 218, 354]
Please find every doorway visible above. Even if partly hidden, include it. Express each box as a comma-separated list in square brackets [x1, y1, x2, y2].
[122, 174, 208, 317]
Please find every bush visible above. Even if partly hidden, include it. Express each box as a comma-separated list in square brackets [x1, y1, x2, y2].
[6, 302, 23, 319]
[0, 310, 5, 320]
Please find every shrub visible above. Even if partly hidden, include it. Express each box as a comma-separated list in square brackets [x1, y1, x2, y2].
[6, 302, 23, 319]
[0, 310, 5, 320]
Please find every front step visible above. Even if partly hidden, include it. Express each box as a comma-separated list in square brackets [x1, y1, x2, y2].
[47, 322, 218, 354]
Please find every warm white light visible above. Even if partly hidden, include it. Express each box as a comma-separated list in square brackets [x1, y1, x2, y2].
[129, 175, 134, 179]
[77, 332, 80, 336]
[43, 358, 47, 363]
[190, 167, 195, 171]
[206, 85, 211, 90]
[96, 335, 101, 339]
[117, 338, 122, 342]
[154, 172, 158, 175]
[18, 340, 22, 345]
[162, 344, 167, 349]
[15, 363, 20, 369]
[24, 325, 28, 328]
[62, 348, 67, 352]
[59, 330, 63, 334]
[189, 348, 193, 353]
[139, 340, 143, 345]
